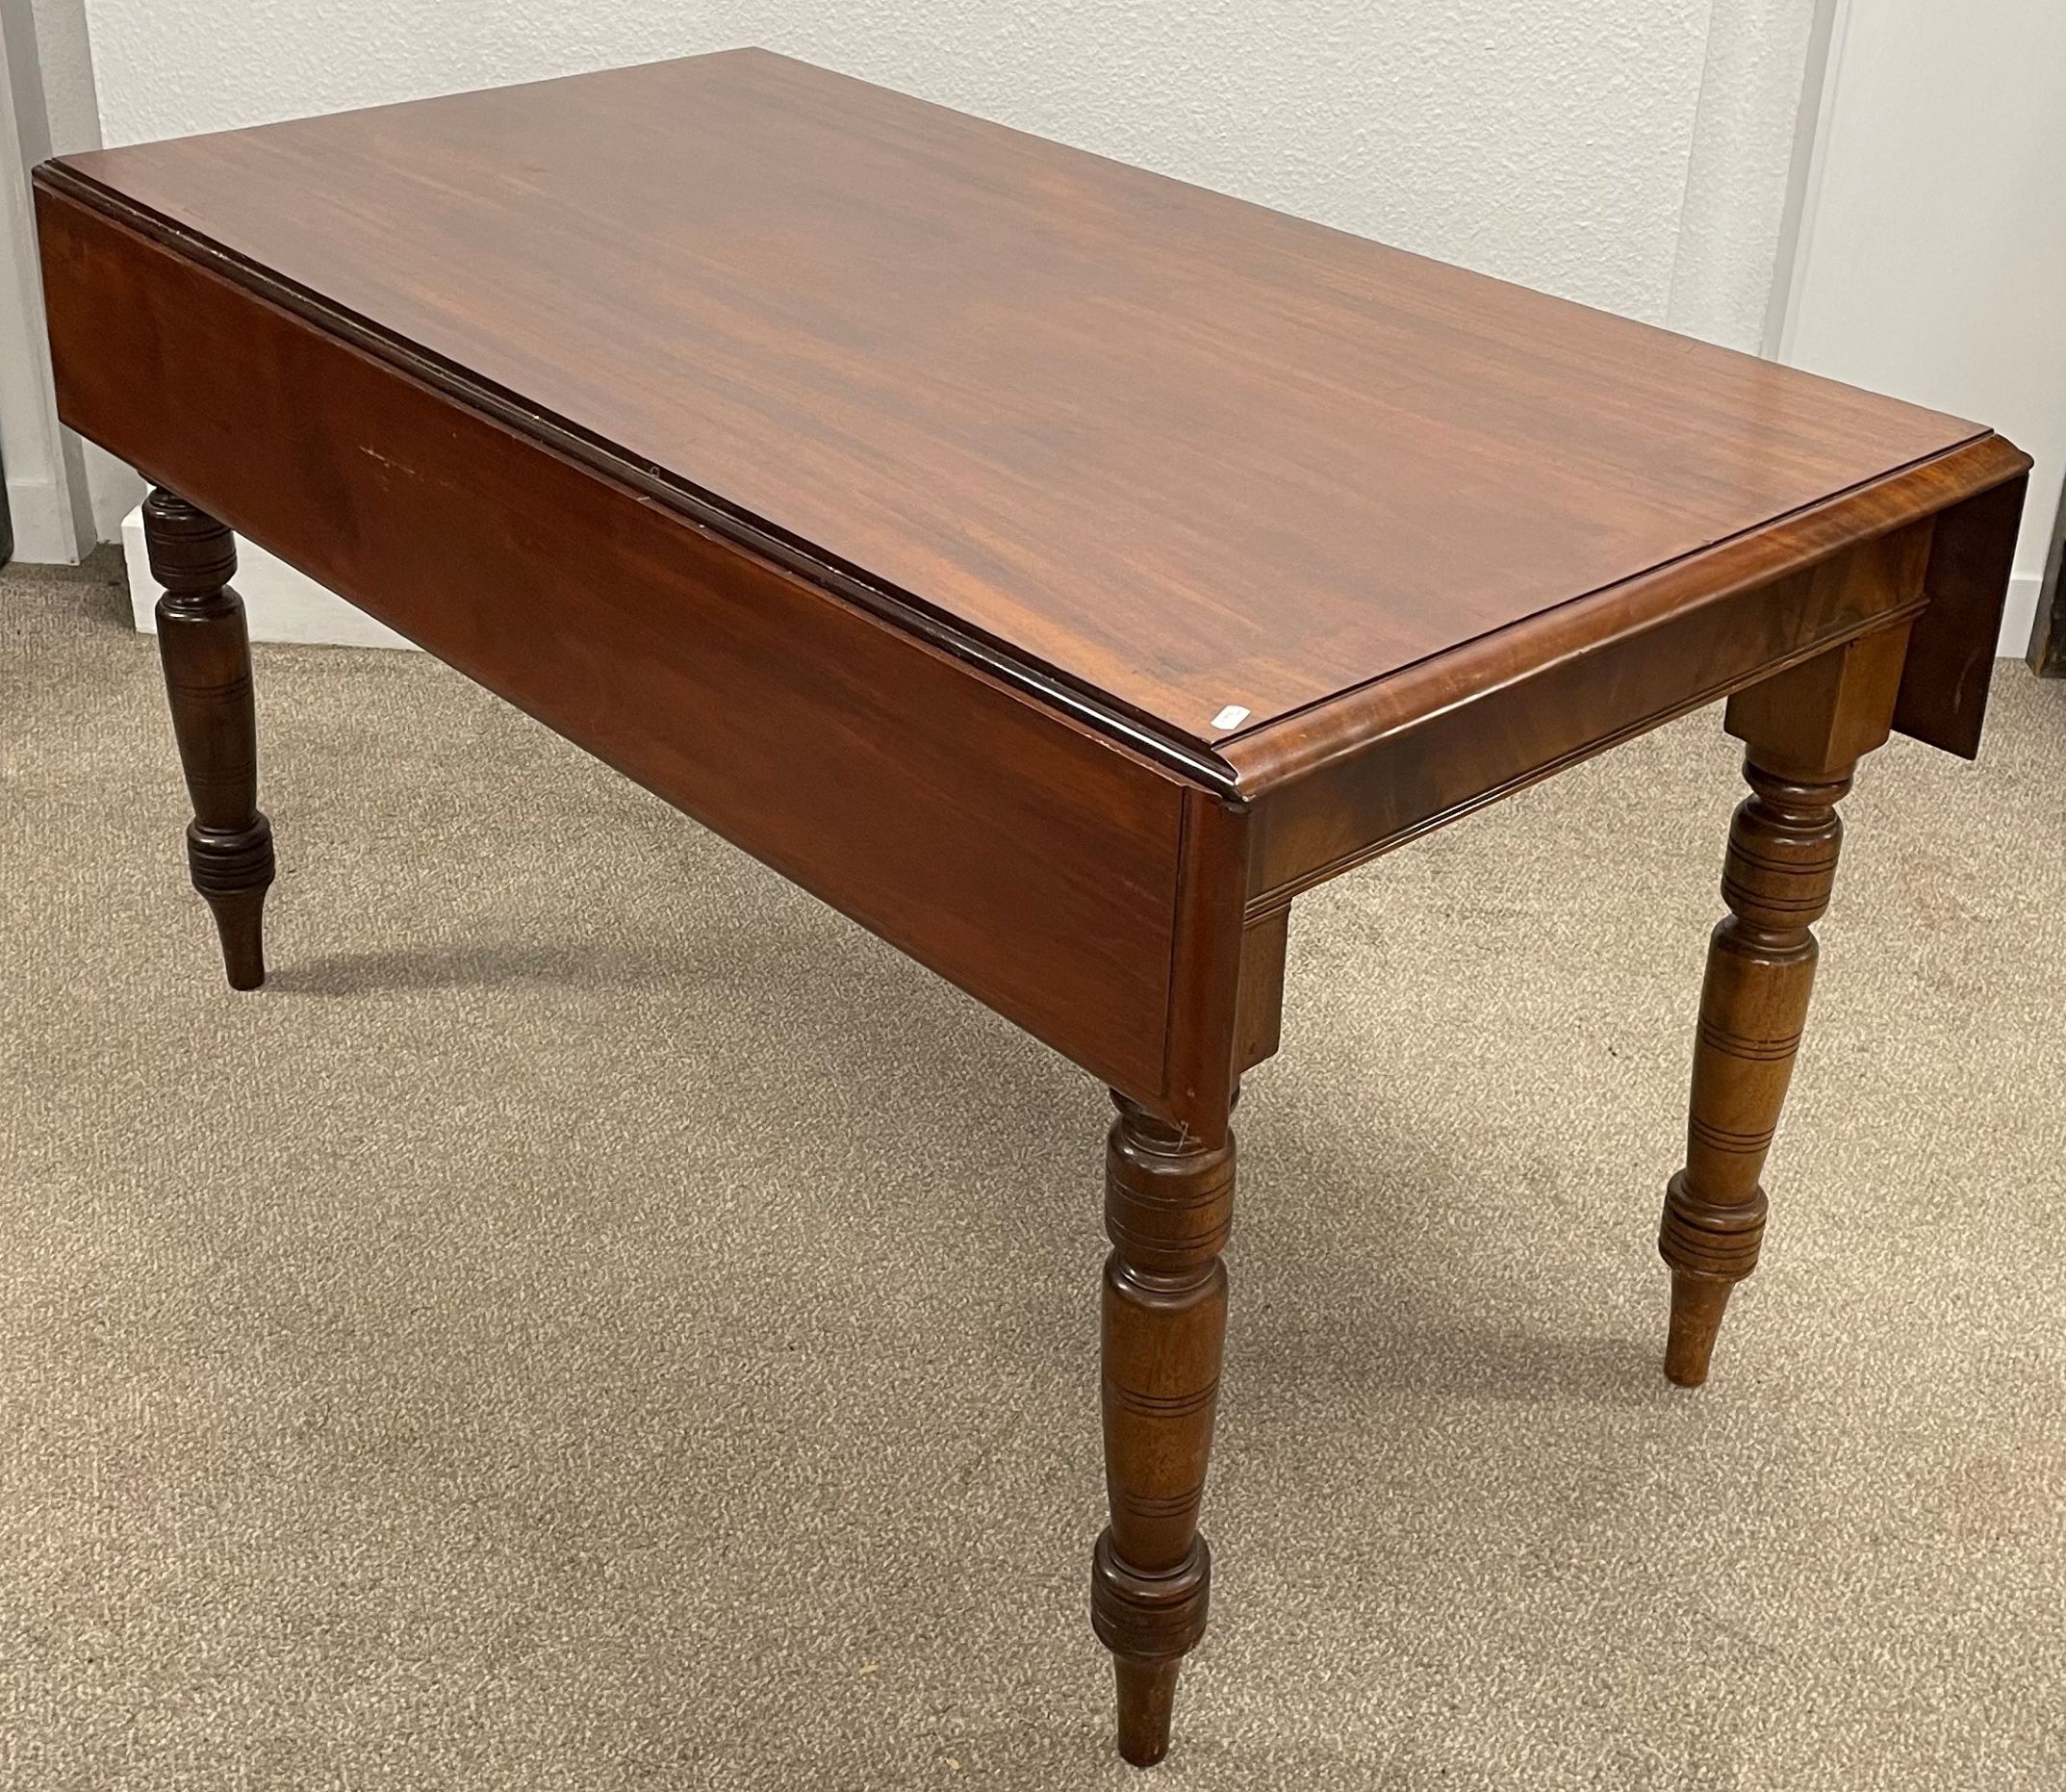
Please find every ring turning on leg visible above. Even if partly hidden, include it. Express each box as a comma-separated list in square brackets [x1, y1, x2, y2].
[1661, 760, 1845, 1384]
[1660, 623, 1910, 1386]
[1092, 1091, 1234, 1765]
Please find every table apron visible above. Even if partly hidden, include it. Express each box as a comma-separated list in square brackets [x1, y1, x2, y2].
[1242, 522, 1935, 909]
[39, 184, 1252, 1117]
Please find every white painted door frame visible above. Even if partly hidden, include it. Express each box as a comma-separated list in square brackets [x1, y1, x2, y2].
[0, 0, 93, 563]
[0, 0, 140, 563]
[1769, 0, 1851, 368]
[1773, 0, 2064, 656]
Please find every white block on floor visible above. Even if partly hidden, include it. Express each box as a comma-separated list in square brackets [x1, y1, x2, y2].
[120, 504, 418, 650]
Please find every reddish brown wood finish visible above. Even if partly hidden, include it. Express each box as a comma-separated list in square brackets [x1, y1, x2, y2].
[1094, 1091, 1236, 1766]
[1225, 444, 2027, 910]
[36, 180, 1244, 1129]
[1234, 906, 1291, 1075]
[1660, 623, 1913, 1385]
[29, 50, 2035, 1766]
[1896, 469, 2032, 750]
[144, 487, 273, 989]
[43, 48, 2004, 754]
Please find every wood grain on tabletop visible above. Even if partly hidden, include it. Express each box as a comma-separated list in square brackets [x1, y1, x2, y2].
[56, 48, 1986, 748]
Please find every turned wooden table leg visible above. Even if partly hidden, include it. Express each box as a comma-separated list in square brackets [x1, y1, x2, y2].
[1091, 1090, 1234, 1766]
[144, 488, 274, 989]
[1660, 624, 1911, 1386]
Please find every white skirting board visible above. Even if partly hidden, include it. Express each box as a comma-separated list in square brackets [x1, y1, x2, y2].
[121, 506, 2045, 660]
[119, 505, 417, 650]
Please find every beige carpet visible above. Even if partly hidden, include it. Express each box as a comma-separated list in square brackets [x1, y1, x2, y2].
[4, 552, 2063, 1790]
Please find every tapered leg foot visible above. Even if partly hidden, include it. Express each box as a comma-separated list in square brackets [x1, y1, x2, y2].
[1112, 1655, 1183, 1767]
[145, 488, 275, 989]
[1092, 1528, 1210, 1765]
[191, 845, 272, 989]
[1092, 1092, 1234, 1766]
[1660, 1165, 1768, 1387]
[1664, 1268, 1734, 1389]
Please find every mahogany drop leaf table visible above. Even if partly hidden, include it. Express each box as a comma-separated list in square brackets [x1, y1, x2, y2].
[35, 49, 2028, 1766]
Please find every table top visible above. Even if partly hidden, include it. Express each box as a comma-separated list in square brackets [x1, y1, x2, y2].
[61, 48, 1991, 753]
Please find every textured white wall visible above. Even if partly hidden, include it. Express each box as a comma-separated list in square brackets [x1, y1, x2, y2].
[81, 0, 1817, 350]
